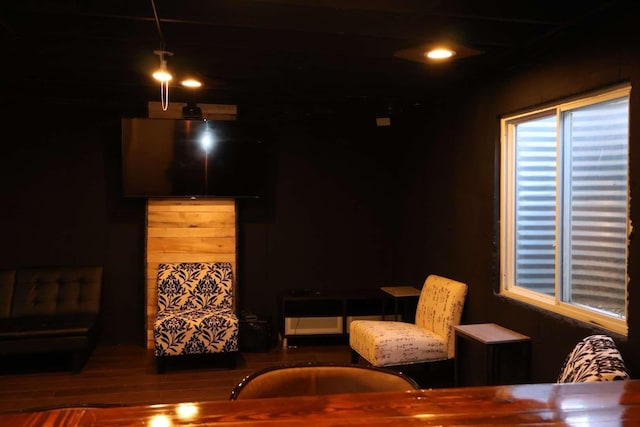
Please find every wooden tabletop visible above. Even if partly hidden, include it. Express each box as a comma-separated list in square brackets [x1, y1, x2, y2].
[2, 380, 640, 426]
[454, 323, 530, 344]
[380, 286, 421, 297]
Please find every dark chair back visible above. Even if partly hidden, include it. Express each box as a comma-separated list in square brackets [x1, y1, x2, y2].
[230, 363, 420, 400]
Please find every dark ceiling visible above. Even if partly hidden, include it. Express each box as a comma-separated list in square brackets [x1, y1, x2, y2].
[1, 0, 624, 108]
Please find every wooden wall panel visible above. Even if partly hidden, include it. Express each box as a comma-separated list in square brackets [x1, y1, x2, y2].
[145, 198, 236, 349]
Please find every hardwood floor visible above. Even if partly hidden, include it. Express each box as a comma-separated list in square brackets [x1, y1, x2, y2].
[0, 341, 454, 413]
[0, 342, 354, 413]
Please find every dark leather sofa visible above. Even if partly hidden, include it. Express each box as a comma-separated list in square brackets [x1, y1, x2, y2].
[0, 266, 103, 373]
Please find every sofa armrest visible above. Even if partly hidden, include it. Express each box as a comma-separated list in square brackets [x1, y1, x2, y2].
[0, 270, 15, 319]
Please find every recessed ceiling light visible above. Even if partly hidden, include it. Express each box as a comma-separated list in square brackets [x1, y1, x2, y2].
[425, 48, 456, 60]
[394, 43, 481, 64]
[181, 79, 202, 88]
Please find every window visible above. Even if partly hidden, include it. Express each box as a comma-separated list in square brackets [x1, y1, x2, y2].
[500, 86, 630, 335]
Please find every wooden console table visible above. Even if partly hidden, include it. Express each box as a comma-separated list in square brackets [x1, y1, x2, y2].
[282, 291, 386, 345]
[380, 286, 421, 321]
[454, 323, 531, 386]
[2, 380, 639, 426]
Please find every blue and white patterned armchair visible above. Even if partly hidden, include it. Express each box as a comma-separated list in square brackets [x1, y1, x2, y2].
[557, 334, 629, 383]
[153, 262, 239, 373]
[350, 275, 467, 368]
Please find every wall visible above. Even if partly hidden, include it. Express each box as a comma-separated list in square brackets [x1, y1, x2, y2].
[3, 7, 637, 383]
[392, 4, 640, 381]
[236, 106, 398, 321]
[0, 101, 396, 346]
[0, 110, 147, 344]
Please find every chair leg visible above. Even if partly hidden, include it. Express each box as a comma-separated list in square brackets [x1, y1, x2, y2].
[351, 349, 360, 364]
[156, 356, 166, 374]
[226, 352, 237, 369]
[418, 359, 455, 388]
[72, 349, 88, 374]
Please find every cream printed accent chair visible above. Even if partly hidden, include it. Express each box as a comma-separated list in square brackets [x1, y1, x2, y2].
[153, 262, 239, 373]
[350, 275, 467, 367]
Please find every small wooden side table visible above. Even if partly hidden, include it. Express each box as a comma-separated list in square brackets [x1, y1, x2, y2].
[454, 323, 531, 386]
[380, 286, 421, 321]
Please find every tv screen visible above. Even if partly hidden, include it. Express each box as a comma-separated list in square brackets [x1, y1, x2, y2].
[121, 118, 268, 198]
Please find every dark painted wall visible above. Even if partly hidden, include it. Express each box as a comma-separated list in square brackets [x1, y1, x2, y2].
[1, 2, 638, 385]
[392, 4, 640, 382]
[0, 102, 396, 344]
[0, 110, 147, 344]
[236, 106, 398, 320]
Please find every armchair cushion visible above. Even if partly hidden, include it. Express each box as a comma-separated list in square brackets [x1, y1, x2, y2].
[415, 275, 467, 359]
[348, 320, 447, 366]
[154, 308, 238, 356]
[350, 274, 467, 367]
[156, 262, 233, 311]
[153, 262, 238, 357]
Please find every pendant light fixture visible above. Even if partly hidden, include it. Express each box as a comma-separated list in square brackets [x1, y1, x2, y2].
[150, 0, 173, 111]
[153, 49, 173, 111]
[149, 0, 202, 111]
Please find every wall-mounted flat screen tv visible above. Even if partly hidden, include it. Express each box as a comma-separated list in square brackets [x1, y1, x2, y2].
[121, 118, 268, 198]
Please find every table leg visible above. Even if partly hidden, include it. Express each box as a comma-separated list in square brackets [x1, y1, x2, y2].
[454, 334, 461, 386]
[486, 345, 495, 385]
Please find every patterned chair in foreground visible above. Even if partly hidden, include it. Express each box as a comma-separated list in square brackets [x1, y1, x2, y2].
[153, 262, 238, 373]
[557, 334, 629, 383]
[349, 275, 467, 371]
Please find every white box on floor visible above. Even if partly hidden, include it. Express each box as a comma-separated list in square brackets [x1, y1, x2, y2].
[284, 316, 343, 335]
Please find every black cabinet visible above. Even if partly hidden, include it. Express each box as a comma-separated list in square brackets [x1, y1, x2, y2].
[281, 291, 387, 345]
[454, 323, 531, 386]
